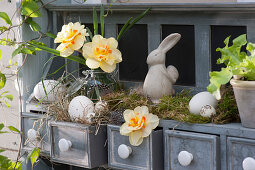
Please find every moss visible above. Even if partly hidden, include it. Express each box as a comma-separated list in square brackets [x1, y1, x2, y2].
[102, 86, 240, 124]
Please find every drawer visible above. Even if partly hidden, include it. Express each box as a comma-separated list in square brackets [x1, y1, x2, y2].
[21, 112, 51, 154]
[228, 137, 255, 170]
[107, 124, 163, 170]
[50, 121, 107, 168]
[165, 130, 220, 170]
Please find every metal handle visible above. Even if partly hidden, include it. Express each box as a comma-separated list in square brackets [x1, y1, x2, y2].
[118, 144, 132, 159]
[27, 129, 38, 141]
[58, 138, 72, 152]
[178, 151, 193, 166]
[243, 157, 255, 170]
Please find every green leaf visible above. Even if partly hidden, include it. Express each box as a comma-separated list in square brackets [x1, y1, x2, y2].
[0, 72, 6, 90]
[247, 42, 255, 56]
[0, 12, 12, 26]
[8, 126, 20, 133]
[207, 68, 233, 100]
[21, 1, 41, 18]
[12, 45, 23, 58]
[26, 18, 41, 32]
[30, 148, 40, 167]
[4, 95, 13, 101]
[117, 17, 133, 41]
[100, 5, 104, 37]
[28, 41, 86, 65]
[117, 8, 150, 41]
[9, 162, 21, 170]
[0, 123, 4, 131]
[0, 149, 5, 153]
[86, 27, 93, 42]
[0, 49, 2, 60]
[93, 7, 98, 35]
[46, 32, 56, 39]
[21, 48, 34, 55]
[0, 131, 9, 134]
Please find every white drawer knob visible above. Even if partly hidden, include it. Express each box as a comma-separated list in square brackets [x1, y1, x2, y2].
[27, 129, 38, 141]
[58, 138, 72, 152]
[118, 144, 132, 159]
[243, 157, 255, 170]
[178, 151, 193, 166]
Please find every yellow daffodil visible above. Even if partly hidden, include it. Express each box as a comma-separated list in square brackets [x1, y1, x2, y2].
[82, 35, 122, 73]
[55, 22, 89, 57]
[120, 106, 159, 146]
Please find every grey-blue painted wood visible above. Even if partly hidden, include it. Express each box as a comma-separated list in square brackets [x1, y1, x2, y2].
[227, 137, 255, 170]
[49, 121, 107, 168]
[21, 112, 51, 155]
[164, 130, 220, 170]
[107, 124, 163, 170]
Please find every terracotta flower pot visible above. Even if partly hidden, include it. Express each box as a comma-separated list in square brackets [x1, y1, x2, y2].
[230, 79, 255, 128]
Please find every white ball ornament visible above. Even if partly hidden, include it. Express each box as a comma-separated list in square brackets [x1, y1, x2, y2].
[33, 80, 63, 102]
[200, 104, 216, 117]
[68, 96, 94, 121]
[189, 91, 218, 115]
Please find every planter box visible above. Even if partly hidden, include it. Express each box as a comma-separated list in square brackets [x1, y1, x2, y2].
[71, 0, 107, 4]
[109, 0, 248, 3]
[49, 121, 107, 168]
[21, 112, 51, 155]
[107, 124, 163, 170]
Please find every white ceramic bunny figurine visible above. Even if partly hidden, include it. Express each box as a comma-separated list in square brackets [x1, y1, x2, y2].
[143, 33, 181, 104]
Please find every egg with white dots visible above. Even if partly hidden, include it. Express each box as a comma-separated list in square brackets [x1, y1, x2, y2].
[189, 91, 218, 115]
[200, 104, 216, 117]
[68, 96, 95, 121]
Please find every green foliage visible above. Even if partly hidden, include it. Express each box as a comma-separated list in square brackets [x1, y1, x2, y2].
[0, 49, 2, 60]
[93, 7, 98, 35]
[46, 32, 56, 39]
[208, 34, 255, 99]
[21, 1, 41, 18]
[100, 5, 105, 37]
[27, 148, 40, 167]
[0, 72, 6, 90]
[0, 12, 12, 26]
[8, 126, 20, 134]
[117, 8, 151, 41]
[26, 17, 41, 32]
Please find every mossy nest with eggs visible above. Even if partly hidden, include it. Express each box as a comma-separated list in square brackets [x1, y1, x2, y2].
[102, 86, 240, 124]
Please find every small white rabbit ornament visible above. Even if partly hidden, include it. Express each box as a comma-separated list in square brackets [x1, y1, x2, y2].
[143, 33, 181, 103]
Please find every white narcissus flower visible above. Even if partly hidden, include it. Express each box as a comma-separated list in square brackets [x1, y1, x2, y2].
[120, 106, 159, 146]
[82, 35, 122, 73]
[55, 22, 89, 57]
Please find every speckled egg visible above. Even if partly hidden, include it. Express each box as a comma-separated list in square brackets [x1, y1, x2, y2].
[34, 80, 63, 102]
[200, 104, 216, 117]
[95, 100, 109, 114]
[189, 91, 218, 114]
[68, 96, 95, 121]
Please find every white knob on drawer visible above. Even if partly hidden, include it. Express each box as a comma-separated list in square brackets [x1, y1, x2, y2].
[58, 138, 72, 152]
[243, 157, 255, 170]
[118, 144, 132, 159]
[178, 151, 193, 166]
[27, 129, 38, 141]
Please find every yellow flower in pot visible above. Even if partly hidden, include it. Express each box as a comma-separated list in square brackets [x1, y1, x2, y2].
[120, 106, 159, 146]
[54, 22, 89, 57]
[82, 35, 122, 73]
[208, 34, 255, 128]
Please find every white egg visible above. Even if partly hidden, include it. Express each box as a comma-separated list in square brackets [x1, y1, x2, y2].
[189, 91, 218, 114]
[33, 80, 63, 102]
[95, 100, 109, 114]
[68, 96, 94, 121]
[200, 104, 216, 117]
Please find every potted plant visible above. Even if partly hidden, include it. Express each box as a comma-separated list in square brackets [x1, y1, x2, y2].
[208, 34, 255, 128]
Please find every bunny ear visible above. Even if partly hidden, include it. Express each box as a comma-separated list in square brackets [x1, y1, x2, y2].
[158, 33, 181, 53]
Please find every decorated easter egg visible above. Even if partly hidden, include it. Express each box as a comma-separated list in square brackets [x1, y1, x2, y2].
[68, 96, 94, 121]
[189, 91, 217, 115]
[95, 100, 109, 114]
[34, 80, 63, 102]
[200, 104, 216, 117]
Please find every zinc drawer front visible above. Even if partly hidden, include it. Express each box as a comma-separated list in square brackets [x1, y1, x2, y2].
[107, 124, 164, 170]
[165, 130, 220, 170]
[50, 121, 107, 169]
[228, 137, 255, 170]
